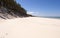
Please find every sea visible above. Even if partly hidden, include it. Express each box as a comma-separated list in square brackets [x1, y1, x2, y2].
[40, 16, 60, 19]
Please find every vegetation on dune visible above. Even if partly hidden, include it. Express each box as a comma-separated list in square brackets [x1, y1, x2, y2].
[0, 0, 32, 17]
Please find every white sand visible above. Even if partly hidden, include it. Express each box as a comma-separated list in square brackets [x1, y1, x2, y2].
[0, 17, 60, 38]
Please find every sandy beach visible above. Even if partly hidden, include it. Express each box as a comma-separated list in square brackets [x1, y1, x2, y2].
[0, 17, 60, 38]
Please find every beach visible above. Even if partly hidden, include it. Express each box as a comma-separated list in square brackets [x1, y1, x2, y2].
[0, 17, 60, 38]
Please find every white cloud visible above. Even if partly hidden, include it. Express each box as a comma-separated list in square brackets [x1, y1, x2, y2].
[27, 11, 40, 16]
[27, 12, 35, 14]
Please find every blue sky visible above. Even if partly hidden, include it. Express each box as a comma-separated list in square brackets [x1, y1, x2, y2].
[16, 0, 60, 16]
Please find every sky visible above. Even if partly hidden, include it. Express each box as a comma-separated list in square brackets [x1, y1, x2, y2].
[16, 0, 60, 17]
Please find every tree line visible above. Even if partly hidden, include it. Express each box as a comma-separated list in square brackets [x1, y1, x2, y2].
[0, 0, 28, 17]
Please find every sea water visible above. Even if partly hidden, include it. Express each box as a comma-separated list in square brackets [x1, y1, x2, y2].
[40, 16, 60, 19]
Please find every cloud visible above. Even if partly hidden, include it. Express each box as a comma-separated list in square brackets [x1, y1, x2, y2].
[27, 11, 40, 16]
[27, 12, 35, 14]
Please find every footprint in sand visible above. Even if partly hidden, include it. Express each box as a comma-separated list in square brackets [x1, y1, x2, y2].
[0, 32, 8, 38]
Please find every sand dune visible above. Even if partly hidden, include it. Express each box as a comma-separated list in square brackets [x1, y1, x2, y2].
[0, 17, 60, 38]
